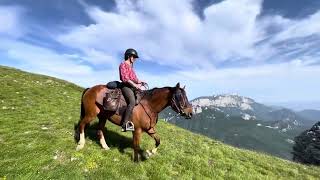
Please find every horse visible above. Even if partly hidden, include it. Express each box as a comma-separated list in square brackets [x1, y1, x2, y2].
[75, 82, 193, 161]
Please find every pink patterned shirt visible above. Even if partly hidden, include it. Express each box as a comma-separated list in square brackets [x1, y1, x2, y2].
[119, 62, 139, 83]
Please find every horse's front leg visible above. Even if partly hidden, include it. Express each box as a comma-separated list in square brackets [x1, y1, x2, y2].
[132, 128, 143, 162]
[146, 131, 160, 157]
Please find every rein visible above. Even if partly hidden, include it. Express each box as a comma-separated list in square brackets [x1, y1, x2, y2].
[137, 86, 188, 132]
[171, 90, 188, 114]
[137, 85, 159, 132]
[140, 102, 158, 132]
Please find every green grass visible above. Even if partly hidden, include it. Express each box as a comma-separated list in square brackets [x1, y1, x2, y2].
[0, 65, 319, 179]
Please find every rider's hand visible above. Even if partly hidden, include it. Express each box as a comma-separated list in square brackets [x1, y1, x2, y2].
[137, 80, 145, 85]
[135, 83, 142, 90]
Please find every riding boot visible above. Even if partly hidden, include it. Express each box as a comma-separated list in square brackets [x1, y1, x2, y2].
[121, 107, 135, 132]
[121, 86, 136, 132]
[121, 121, 135, 132]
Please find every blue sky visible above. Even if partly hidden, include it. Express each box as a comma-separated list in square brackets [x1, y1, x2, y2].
[0, 0, 320, 110]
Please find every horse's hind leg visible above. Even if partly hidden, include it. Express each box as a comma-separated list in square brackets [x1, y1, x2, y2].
[76, 115, 95, 151]
[97, 115, 110, 150]
[146, 132, 160, 157]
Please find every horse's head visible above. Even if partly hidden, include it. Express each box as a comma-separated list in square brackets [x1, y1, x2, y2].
[170, 83, 193, 119]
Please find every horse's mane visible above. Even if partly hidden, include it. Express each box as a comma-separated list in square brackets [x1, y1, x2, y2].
[142, 86, 172, 98]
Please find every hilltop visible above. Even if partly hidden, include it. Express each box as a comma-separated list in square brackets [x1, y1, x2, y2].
[0, 66, 319, 179]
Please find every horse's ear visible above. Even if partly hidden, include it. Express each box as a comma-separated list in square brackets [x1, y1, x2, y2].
[176, 82, 180, 89]
[182, 85, 185, 90]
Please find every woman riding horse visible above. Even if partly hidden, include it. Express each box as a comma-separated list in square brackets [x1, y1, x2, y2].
[119, 48, 146, 132]
[76, 49, 193, 162]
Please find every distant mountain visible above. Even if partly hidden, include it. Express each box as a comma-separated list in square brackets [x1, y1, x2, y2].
[191, 94, 309, 131]
[160, 94, 312, 160]
[266, 108, 304, 132]
[192, 94, 271, 121]
[269, 101, 320, 111]
[298, 109, 320, 125]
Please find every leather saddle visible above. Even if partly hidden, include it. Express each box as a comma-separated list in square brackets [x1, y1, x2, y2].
[102, 81, 144, 115]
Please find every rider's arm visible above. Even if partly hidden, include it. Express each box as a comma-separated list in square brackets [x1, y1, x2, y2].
[126, 80, 140, 89]
[119, 64, 140, 89]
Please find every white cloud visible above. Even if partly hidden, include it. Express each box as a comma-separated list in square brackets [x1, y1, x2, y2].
[0, 38, 110, 86]
[270, 11, 320, 43]
[76, 48, 119, 67]
[57, 0, 320, 70]
[202, 0, 263, 59]
[174, 60, 320, 101]
[0, 6, 25, 38]
[58, 0, 264, 68]
[1, 1, 320, 105]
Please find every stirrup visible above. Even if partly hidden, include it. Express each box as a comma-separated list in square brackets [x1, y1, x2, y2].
[121, 121, 135, 132]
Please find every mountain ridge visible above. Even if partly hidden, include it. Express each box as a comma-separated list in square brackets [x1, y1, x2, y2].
[161, 94, 318, 159]
[191, 94, 318, 130]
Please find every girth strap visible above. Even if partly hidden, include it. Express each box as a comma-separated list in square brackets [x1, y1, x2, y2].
[140, 102, 158, 134]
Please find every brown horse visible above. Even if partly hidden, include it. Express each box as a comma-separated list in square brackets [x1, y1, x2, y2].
[76, 82, 193, 161]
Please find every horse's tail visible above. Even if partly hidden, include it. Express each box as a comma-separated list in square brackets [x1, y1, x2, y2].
[75, 88, 90, 142]
[80, 88, 90, 120]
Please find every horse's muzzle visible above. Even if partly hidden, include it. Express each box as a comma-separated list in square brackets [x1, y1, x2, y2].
[182, 112, 192, 119]
[181, 106, 193, 119]
[186, 112, 192, 119]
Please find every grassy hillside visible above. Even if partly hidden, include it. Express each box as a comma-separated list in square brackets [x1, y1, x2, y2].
[0, 66, 319, 179]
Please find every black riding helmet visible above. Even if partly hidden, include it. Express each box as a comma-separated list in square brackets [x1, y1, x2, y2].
[124, 48, 139, 60]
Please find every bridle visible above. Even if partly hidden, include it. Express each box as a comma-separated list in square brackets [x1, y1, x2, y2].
[170, 89, 190, 115]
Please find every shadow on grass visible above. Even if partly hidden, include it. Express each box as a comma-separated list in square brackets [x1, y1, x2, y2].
[74, 121, 148, 161]
[74, 122, 132, 152]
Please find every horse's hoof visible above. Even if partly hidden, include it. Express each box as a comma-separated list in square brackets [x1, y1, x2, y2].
[100, 140, 110, 150]
[146, 148, 157, 157]
[102, 146, 110, 150]
[146, 150, 153, 157]
[133, 157, 139, 162]
[76, 144, 84, 151]
[151, 148, 157, 154]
